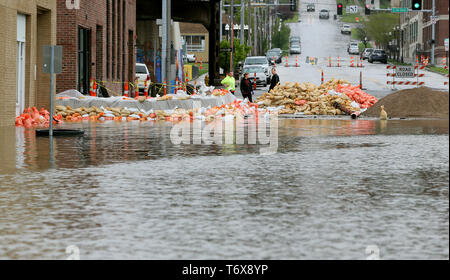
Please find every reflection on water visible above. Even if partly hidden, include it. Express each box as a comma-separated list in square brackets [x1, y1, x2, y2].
[0, 118, 448, 259]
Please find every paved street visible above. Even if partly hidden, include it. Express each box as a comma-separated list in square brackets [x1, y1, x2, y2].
[237, 0, 449, 101]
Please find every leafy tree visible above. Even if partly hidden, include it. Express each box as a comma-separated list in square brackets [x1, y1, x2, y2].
[363, 13, 399, 49]
[272, 19, 291, 51]
[219, 39, 251, 73]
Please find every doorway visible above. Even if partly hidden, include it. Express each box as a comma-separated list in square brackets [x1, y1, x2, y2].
[16, 14, 26, 116]
[78, 27, 91, 94]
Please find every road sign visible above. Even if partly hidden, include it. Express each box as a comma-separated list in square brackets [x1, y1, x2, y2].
[445, 38, 449, 51]
[43, 46, 62, 74]
[220, 48, 233, 52]
[347, 5, 358, 14]
[430, 16, 438, 25]
[396, 66, 415, 78]
[250, 3, 266, 8]
[392, 8, 409, 13]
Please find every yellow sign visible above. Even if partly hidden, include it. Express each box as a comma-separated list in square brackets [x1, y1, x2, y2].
[184, 65, 193, 81]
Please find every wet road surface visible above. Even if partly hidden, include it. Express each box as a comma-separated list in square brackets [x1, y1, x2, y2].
[0, 119, 448, 259]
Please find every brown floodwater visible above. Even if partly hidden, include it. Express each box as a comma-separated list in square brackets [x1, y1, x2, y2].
[0, 118, 448, 259]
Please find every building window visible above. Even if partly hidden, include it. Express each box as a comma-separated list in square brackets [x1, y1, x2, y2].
[183, 35, 205, 52]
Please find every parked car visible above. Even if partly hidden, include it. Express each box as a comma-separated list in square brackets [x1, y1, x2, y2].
[341, 24, 351, 35]
[290, 36, 301, 45]
[289, 44, 302, 55]
[135, 63, 150, 95]
[244, 56, 271, 83]
[307, 3, 315, 12]
[368, 49, 388, 64]
[184, 53, 196, 63]
[243, 66, 268, 87]
[271, 48, 283, 57]
[266, 50, 282, 64]
[361, 48, 374, 60]
[319, 9, 329, 19]
[348, 42, 360, 55]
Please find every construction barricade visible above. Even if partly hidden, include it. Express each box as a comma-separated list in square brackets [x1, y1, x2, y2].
[386, 64, 425, 89]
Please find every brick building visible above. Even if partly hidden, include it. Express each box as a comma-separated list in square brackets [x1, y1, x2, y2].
[423, 0, 449, 65]
[56, 0, 136, 96]
[0, 0, 57, 126]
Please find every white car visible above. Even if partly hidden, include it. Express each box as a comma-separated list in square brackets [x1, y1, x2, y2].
[135, 63, 151, 94]
[348, 43, 360, 55]
[184, 54, 196, 63]
[244, 56, 271, 83]
[341, 24, 351, 35]
[244, 66, 268, 87]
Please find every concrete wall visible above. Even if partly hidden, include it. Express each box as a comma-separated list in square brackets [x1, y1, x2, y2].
[0, 0, 57, 127]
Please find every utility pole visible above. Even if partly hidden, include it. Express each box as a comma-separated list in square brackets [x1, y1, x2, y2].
[230, 0, 234, 72]
[240, 0, 245, 46]
[248, 0, 251, 49]
[162, 0, 171, 84]
[431, 0, 435, 64]
[220, 0, 223, 42]
[254, 7, 257, 56]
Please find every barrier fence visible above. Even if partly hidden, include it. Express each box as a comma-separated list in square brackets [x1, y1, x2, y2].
[386, 64, 425, 88]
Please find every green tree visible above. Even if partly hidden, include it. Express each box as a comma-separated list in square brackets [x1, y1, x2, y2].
[219, 39, 251, 73]
[363, 13, 399, 49]
[272, 19, 291, 52]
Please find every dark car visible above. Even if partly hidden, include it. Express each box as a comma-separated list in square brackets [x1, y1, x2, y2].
[368, 49, 388, 64]
[307, 3, 315, 12]
[266, 50, 282, 64]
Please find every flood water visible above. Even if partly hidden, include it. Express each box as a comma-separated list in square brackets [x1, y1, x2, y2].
[0, 118, 448, 259]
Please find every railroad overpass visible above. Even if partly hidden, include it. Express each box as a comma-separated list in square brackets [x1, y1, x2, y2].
[136, 0, 221, 85]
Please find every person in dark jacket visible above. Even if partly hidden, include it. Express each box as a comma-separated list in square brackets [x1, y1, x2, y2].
[269, 68, 280, 92]
[240, 73, 254, 103]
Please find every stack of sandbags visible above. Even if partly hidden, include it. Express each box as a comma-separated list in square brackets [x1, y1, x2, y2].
[256, 79, 356, 115]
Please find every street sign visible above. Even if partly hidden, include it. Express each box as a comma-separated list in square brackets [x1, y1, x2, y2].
[43, 46, 62, 74]
[430, 16, 438, 25]
[250, 3, 267, 8]
[396, 66, 415, 78]
[347, 5, 358, 14]
[445, 38, 449, 51]
[220, 48, 233, 52]
[392, 8, 409, 13]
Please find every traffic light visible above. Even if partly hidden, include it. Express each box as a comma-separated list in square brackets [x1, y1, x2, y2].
[412, 0, 422, 10]
[337, 3, 343, 15]
[365, 4, 370, 15]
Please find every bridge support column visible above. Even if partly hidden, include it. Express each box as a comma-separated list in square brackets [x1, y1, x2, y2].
[208, 0, 220, 86]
